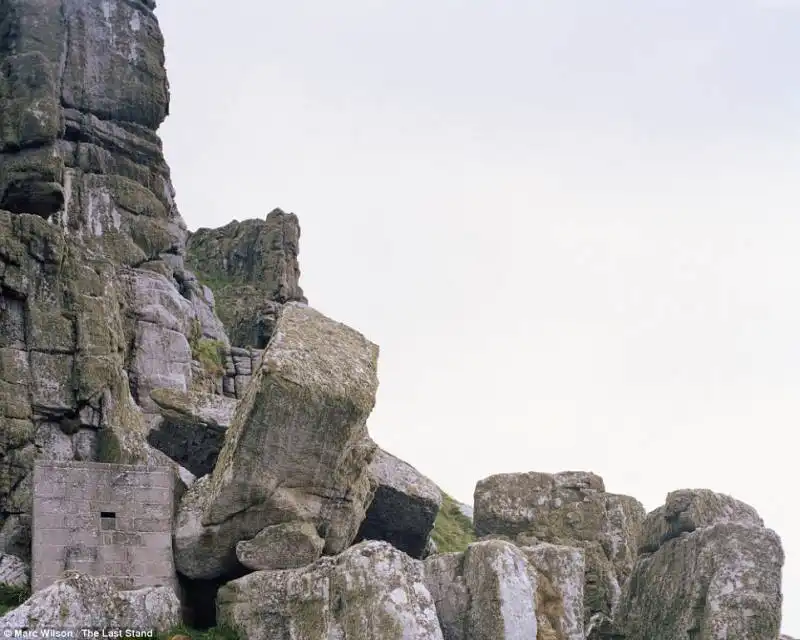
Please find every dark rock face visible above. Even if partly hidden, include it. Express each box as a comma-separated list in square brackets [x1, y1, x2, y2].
[355, 447, 442, 559]
[145, 388, 236, 478]
[186, 209, 307, 349]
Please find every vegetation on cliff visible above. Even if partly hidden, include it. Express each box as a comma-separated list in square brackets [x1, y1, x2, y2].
[431, 493, 475, 553]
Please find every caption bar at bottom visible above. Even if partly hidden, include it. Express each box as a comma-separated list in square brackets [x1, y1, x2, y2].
[1, 630, 155, 638]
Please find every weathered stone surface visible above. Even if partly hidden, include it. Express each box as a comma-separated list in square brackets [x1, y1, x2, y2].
[614, 490, 785, 639]
[146, 387, 235, 477]
[425, 540, 538, 640]
[473, 470, 644, 622]
[149, 387, 237, 429]
[174, 303, 379, 580]
[356, 446, 442, 559]
[0, 553, 29, 589]
[614, 520, 783, 639]
[0, 0, 230, 565]
[186, 209, 307, 349]
[235, 521, 324, 571]
[638, 488, 764, 553]
[464, 540, 539, 640]
[523, 543, 584, 640]
[217, 540, 443, 640]
[425, 540, 586, 640]
[0, 572, 180, 631]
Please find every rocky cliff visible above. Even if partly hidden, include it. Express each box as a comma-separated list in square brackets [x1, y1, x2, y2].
[0, 0, 252, 560]
[186, 211, 306, 350]
[0, 1, 792, 639]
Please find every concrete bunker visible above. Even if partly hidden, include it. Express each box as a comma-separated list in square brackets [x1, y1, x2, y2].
[31, 461, 176, 592]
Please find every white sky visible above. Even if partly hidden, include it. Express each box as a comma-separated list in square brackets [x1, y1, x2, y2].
[157, 1, 800, 632]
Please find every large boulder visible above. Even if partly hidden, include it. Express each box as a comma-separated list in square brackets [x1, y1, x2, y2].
[186, 209, 307, 349]
[174, 303, 379, 579]
[356, 446, 442, 558]
[473, 470, 644, 622]
[235, 521, 324, 571]
[424, 539, 585, 640]
[0, 572, 180, 632]
[217, 540, 443, 640]
[613, 490, 784, 639]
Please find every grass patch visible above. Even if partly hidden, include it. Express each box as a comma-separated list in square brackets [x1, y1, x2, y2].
[0, 584, 30, 616]
[431, 493, 475, 553]
[194, 338, 226, 376]
[157, 625, 240, 640]
[188, 319, 226, 377]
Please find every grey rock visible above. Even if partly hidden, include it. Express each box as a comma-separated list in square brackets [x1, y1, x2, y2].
[0, 572, 180, 631]
[186, 210, 307, 349]
[464, 540, 539, 640]
[71, 428, 98, 462]
[235, 521, 324, 571]
[522, 543, 584, 640]
[34, 422, 73, 461]
[638, 488, 764, 553]
[0, 0, 232, 564]
[0, 553, 29, 589]
[424, 539, 586, 640]
[424, 553, 469, 640]
[614, 517, 783, 639]
[217, 540, 444, 640]
[473, 470, 644, 623]
[356, 446, 442, 558]
[424, 539, 538, 640]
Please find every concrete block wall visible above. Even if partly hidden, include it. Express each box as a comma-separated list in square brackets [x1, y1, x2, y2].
[32, 461, 175, 592]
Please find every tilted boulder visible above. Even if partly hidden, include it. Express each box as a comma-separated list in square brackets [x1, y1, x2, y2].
[174, 303, 379, 579]
[613, 490, 784, 639]
[217, 540, 443, 640]
[186, 209, 307, 349]
[356, 445, 442, 559]
[473, 471, 645, 622]
[0, 572, 180, 632]
[236, 521, 324, 571]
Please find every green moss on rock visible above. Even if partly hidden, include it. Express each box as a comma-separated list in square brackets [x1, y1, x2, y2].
[0, 584, 30, 616]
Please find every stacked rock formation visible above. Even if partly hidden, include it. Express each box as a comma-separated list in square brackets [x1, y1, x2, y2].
[613, 489, 784, 638]
[186, 211, 307, 350]
[0, 1, 793, 638]
[474, 471, 646, 626]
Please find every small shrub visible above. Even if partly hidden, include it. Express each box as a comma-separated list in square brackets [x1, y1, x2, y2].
[193, 338, 226, 377]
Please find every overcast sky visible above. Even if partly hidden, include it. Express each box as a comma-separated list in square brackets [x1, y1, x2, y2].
[157, 1, 800, 632]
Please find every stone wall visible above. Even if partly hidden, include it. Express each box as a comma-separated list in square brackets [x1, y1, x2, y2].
[32, 461, 175, 592]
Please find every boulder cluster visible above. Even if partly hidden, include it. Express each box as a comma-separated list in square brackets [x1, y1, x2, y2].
[0, 1, 792, 638]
